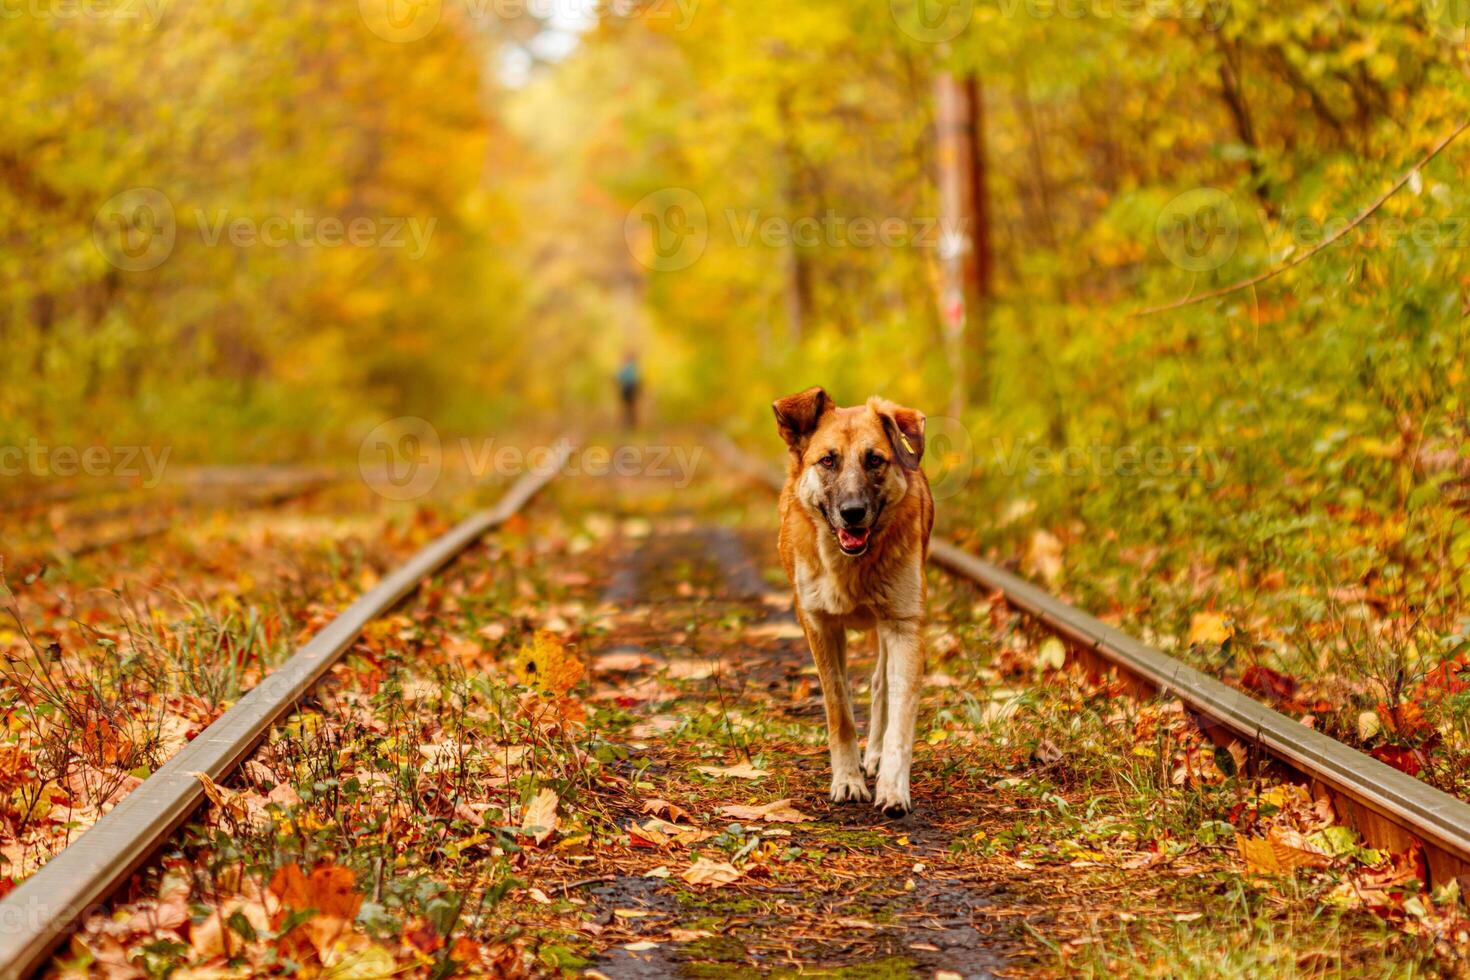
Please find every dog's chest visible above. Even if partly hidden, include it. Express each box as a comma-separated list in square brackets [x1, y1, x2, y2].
[794, 548, 921, 620]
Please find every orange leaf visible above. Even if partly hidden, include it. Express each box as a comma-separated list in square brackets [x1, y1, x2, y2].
[269, 862, 362, 921]
[642, 798, 693, 823]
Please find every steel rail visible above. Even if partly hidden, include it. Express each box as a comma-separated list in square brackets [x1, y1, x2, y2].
[715, 436, 1470, 886]
[0, 440, 574, 980]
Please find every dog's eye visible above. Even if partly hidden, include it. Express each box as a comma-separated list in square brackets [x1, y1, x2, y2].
[818, 453, 837, 469]
[865, 451, 886, 470]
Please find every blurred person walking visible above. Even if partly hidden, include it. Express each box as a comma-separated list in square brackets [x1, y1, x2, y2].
[616, 352, 641, 430]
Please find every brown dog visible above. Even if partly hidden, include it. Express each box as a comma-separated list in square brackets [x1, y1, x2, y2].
[773, 387, 933, 815]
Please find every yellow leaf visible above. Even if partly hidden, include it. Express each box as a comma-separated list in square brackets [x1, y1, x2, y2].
[1236, 832, 1332, 875]
[323, 944, 398, 979]
[520, 787, 559, 845]
[1187, 612, 1231, 647]
[515, 630, 584, 695]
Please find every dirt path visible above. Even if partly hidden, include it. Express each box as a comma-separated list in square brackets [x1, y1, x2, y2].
[475, 463, 1037, 978]
[576, 517, 1009, 978]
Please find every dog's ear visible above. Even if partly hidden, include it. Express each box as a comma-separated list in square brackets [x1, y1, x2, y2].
[772, 387, 831, 456]
[870, 398, 925, 471]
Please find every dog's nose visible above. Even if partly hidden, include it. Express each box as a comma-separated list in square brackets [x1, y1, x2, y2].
[838, 502, 868, 526]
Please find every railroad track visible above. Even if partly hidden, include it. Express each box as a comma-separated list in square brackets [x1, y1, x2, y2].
[4, 467, 340, 580]
[713, 435, 1470, 889]
[0, 443, 572, 980]
[5, 433, 1467, 977]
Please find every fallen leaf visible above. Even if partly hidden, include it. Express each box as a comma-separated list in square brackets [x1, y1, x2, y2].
[681, 858, 743, 886]
[324, 945, 397, 978]
[1187, 611, 1231, 647]
[1357, 710, 1382, 741]
[521, 787, 559, 844]
[595, 650, 651, 671]
[1236, 833, 1332, 875]
[515, 631, 584, 695]
[643, 798, 694, 823]
[1240, 665, 1297, 700]
[718, 799, 812, 824]
[1036, 637, 1067, 671]
[1023, 530, 1064, 583]
[745, 621, 805, 641]
[1030, 739, 1064, 766]
[694, 762, 767, 780]
[1370, 744, 1425, 776]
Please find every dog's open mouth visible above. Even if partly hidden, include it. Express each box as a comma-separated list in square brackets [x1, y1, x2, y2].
[834, 525, 871, 556]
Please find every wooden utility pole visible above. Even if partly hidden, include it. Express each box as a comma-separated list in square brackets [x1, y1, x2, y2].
[933, 69, 993, 416]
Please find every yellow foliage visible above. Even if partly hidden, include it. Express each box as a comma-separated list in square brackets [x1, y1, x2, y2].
[514, 630, 584, 696]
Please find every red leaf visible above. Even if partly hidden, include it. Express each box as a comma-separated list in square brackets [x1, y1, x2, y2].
[1371, 745, 1423, 777]
[1419, 654, 1470, 697]
[405, 918, 444, 955]
[1240, 666, 1297, 701]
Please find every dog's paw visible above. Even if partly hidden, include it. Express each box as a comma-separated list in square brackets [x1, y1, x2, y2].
[861, 753, 882, 780]
[873, 782, 911, 818]
[829, 773, 872, 804]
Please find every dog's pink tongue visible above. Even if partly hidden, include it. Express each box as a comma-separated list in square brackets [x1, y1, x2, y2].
[838, 527, 869, 549]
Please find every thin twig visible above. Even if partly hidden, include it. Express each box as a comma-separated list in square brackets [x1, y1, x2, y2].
[1133, 118, 1470, 317]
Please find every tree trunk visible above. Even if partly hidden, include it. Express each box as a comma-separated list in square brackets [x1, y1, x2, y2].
[933, 69, 993, 415]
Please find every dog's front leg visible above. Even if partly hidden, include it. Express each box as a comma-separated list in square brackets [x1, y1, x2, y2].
[801, 611, 870, 803]
[863, 632, 888, 779]
[874, 617, 923, 816]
